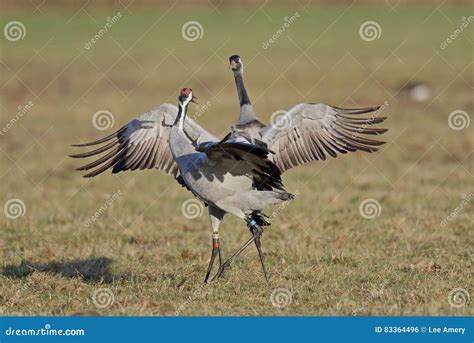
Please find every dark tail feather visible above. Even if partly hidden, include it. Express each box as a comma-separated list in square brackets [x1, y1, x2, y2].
[276, 191, 295, 201]
[247, 211, 271, 228]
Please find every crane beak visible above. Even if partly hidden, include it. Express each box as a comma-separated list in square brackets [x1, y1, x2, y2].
[191, 96, 198, 104]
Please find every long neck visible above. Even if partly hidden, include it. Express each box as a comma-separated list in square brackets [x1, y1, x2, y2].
[234, 71, 256, 124]
[234, 72, 251, 107]
[174, 102, 187, 130]
[170, 101, 196, 160]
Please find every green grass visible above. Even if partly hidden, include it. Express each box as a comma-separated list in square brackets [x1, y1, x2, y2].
[0, 3, 472, 316]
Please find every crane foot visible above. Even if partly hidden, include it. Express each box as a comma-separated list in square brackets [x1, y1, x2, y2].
[204, 238, 223, 283]
[212, 225, 264, 281]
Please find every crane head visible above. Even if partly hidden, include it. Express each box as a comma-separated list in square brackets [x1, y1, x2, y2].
[179, 88, 197, 105]
[229, 55, 242, 72]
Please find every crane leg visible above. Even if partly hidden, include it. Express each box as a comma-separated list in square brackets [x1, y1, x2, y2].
[204, 206, 225, 283]
[213, 224, 264, 280]
[250, 223, 269, 282]
[204, 236, 221, 283]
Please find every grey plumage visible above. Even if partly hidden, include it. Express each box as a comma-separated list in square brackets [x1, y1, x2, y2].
[260, 103, 387, 172]
[227, 55, 387, 173]
[70, 89, 292, 281]
[70, 50, 389, 282]
[228, 55, 266, 141]
[70, 104, 216, 179]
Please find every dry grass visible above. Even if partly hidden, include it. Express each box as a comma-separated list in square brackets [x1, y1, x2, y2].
[0, 3, 472, 316]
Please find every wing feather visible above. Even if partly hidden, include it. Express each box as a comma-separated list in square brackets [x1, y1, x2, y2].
[260, 103, 387, 172]
[70, 104, 217, 179]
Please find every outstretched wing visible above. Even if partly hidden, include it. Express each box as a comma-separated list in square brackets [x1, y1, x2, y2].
[260, 103, 388, 172]
[70, 104, 217, 178]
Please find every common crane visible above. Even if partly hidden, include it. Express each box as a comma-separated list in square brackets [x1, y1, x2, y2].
[224, 54, 388, 276]
[71, 55, 387, 282]
[227, 54, 387, 172]
[71, 88, 293, 282]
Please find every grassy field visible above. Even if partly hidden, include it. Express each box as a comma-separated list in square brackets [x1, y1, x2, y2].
[0, 2, 472, 316]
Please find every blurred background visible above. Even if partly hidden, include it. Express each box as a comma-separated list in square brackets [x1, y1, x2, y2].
[0, 0, 472, 316]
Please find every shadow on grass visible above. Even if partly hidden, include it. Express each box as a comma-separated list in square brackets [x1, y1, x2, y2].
[2, 257, 114, 283]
